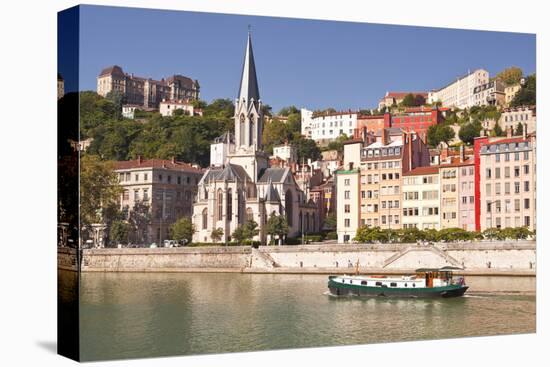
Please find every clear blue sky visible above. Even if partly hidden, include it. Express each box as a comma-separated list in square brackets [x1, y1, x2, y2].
[74, 5, 536, 112]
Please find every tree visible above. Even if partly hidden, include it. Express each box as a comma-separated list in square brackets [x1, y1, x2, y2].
[401, 93, 425, 107]
[232, 220, 259, 245]
[109, 220, 129, 246]
[496, 67, 523, 86]
[326, 134, 349, 154]
[511, 74, 536, 107]
[266, 213, 289, 245]
[79, 155, 122, 232]
[278, 106, 299, 116]
[324, 213, 336, 230]
[170, 217, 195, 244]
[210, 228, 224, 243]
[293, 136, 321, 162]
[491, 121, 504, 137]
[515, 122, 524, 136]
[458, 122, 482, 145]
[128, 202, 151, 244]
[427, 124, 455, 147]
[105, 90, 126, 120]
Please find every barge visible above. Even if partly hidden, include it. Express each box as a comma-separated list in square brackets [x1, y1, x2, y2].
[328, 266, 468, 298]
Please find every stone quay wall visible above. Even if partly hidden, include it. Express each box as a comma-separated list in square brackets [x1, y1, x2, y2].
[57, 241, 536, 274]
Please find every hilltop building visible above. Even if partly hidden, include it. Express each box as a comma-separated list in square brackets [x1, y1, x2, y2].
[428, 69, 489, 109]
[97, 65, 200, 109]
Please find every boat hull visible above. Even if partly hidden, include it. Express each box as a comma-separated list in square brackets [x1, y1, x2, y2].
[328, 279, 468, 298]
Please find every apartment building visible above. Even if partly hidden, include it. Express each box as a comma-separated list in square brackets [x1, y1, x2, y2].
[472, 80, 505, 107]
[475, 131, 536, 231]
[114, 157, 203, 244]
[301, 108, 314, 138]
[402, 166, 440, 230]
[309, 110, 358, 145]
[336, 129, 431, 242]
[428, 69, 489, 109]
[499, 106, 536, 134]
[504, 84, 522, 107]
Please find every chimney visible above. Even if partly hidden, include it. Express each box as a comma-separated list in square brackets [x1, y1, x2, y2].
[459, 145, 465, 163]
[506, 126, 513, 138]
[381, 128, 388, 145]
[137, 155, 143, 164]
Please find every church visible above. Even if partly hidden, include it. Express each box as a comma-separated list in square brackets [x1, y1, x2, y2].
[192, 32, 319, 244]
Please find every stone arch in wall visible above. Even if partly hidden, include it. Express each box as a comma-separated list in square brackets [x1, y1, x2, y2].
[227, 188, 232, 222]
[202, 208, 208, 230]
[216, 188, 223, 222]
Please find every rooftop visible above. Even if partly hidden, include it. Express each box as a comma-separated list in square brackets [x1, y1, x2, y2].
[114, 158, 202, 173]
[403, 166, 440, 176]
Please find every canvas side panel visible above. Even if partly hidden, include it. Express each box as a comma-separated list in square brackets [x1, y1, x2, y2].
[57, 5, 80, 362]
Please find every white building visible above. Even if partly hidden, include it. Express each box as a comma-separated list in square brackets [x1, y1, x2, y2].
[272, 143, 297, 164]
[401, 166, 441, 230]
[310, 111, 358, 145]
[210, 132, 235, 167]
[499, 106, 536, 134]
[472, 80, 505, 107]
[122, 104, 139, 119]
[428, 69, 489, 109]
[159, 99, 202, 117]
[301, 108, 314, 138]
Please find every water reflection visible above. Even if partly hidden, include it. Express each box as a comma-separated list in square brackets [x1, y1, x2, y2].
[79, 273, 535, 361]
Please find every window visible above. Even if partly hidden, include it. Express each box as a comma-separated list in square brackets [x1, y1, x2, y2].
[486, 169, 491, 178]
[495, 154, 500, 162]
[514, 167, 520, 177]
[158, 174, 163, 182]
[524, 216, 530, 227]
[144, 173, 148, 181]
[344, 219, 350, 227]
[524, 151, 529, 160]
[135, 174, 139, 181]
[344, 191, 350, 199]
[495, 167, 500, 179]
[177, 176, 181, 185]
[505, 183, 510, 195]
[202, 209, 208, 229]
[143, 189, 149, 201]
[126, 173, 131, 181]
[524, 181, 530, 192]
[344, 204, 350, 213]
[524, 198, 530, 209]
[495, 183, 501, 195]
[390, 283, 397, 287]
[217, 189, 223, 221]
[524, 165, 529, 174]
[515, 152, 520, 161]
[504, 167, 510, 178]
[486, 183, 492, 196]
[227, 189, 232, 222]
[134, 190, 139, 201]
[514, 199, 520, 212]
[505, 153, 510, 162]
[122, 190, 129, 201]
[344, 178, 350, 186]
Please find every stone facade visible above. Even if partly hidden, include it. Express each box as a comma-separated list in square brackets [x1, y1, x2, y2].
[428, 69, 489, 109]
[97, 65, 200, 109]
[114, 157, 203, 244]
[192, 33, 319, 245]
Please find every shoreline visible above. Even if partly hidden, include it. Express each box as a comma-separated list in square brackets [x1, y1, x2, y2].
[60, 265, 536, 277]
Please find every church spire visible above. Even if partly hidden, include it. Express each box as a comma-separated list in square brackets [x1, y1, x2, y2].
[237, 30, 260, 103]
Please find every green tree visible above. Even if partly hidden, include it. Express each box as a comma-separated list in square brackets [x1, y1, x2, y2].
[278, 106, 299, 116]
[210, 228, 224, 243]
[458, 122, 482, 145]
[266, 213, 289, 245]
[400, 93, 425, 107]
[492, 121, 504, 137]
[109, 220, 129, 246]
[170, 217, 195, 244]
[324, 213, 337, 230]
[496, 66, 523, 86]
[511, 74, 536, 107]
[232, 220, 259, 245]
[293, 136, 321, 162]
[326, 134, 349, 154]
[515, 122, 524, 136]
[79, 155, 122, 231]
[128, 202, 151, 244]
[105, 90, 126, 120]
[427, 124, 455, 147]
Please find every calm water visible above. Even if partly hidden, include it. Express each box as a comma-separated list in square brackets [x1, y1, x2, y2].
[71, 272, 535, 361]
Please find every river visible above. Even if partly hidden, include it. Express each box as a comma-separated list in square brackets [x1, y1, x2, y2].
[63, 272, 535, 361]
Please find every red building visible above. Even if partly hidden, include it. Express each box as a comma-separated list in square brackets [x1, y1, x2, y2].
[354, 107, 448, 141]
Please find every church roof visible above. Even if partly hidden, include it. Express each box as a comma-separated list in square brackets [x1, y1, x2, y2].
[258, 167, 288, 183]
[201, 163, 251, 184]
[238, 32, 260, 103]
[264, 180, 281, 202]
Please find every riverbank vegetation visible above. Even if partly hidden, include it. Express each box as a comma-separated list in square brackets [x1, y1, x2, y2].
[353, 226, 534, 244]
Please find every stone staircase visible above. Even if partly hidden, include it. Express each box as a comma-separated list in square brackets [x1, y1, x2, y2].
[383, 244, 461, 268]
[250, 248, 280, 268]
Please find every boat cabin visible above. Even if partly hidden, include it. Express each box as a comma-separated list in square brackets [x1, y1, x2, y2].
[415, 267, 464, 288]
